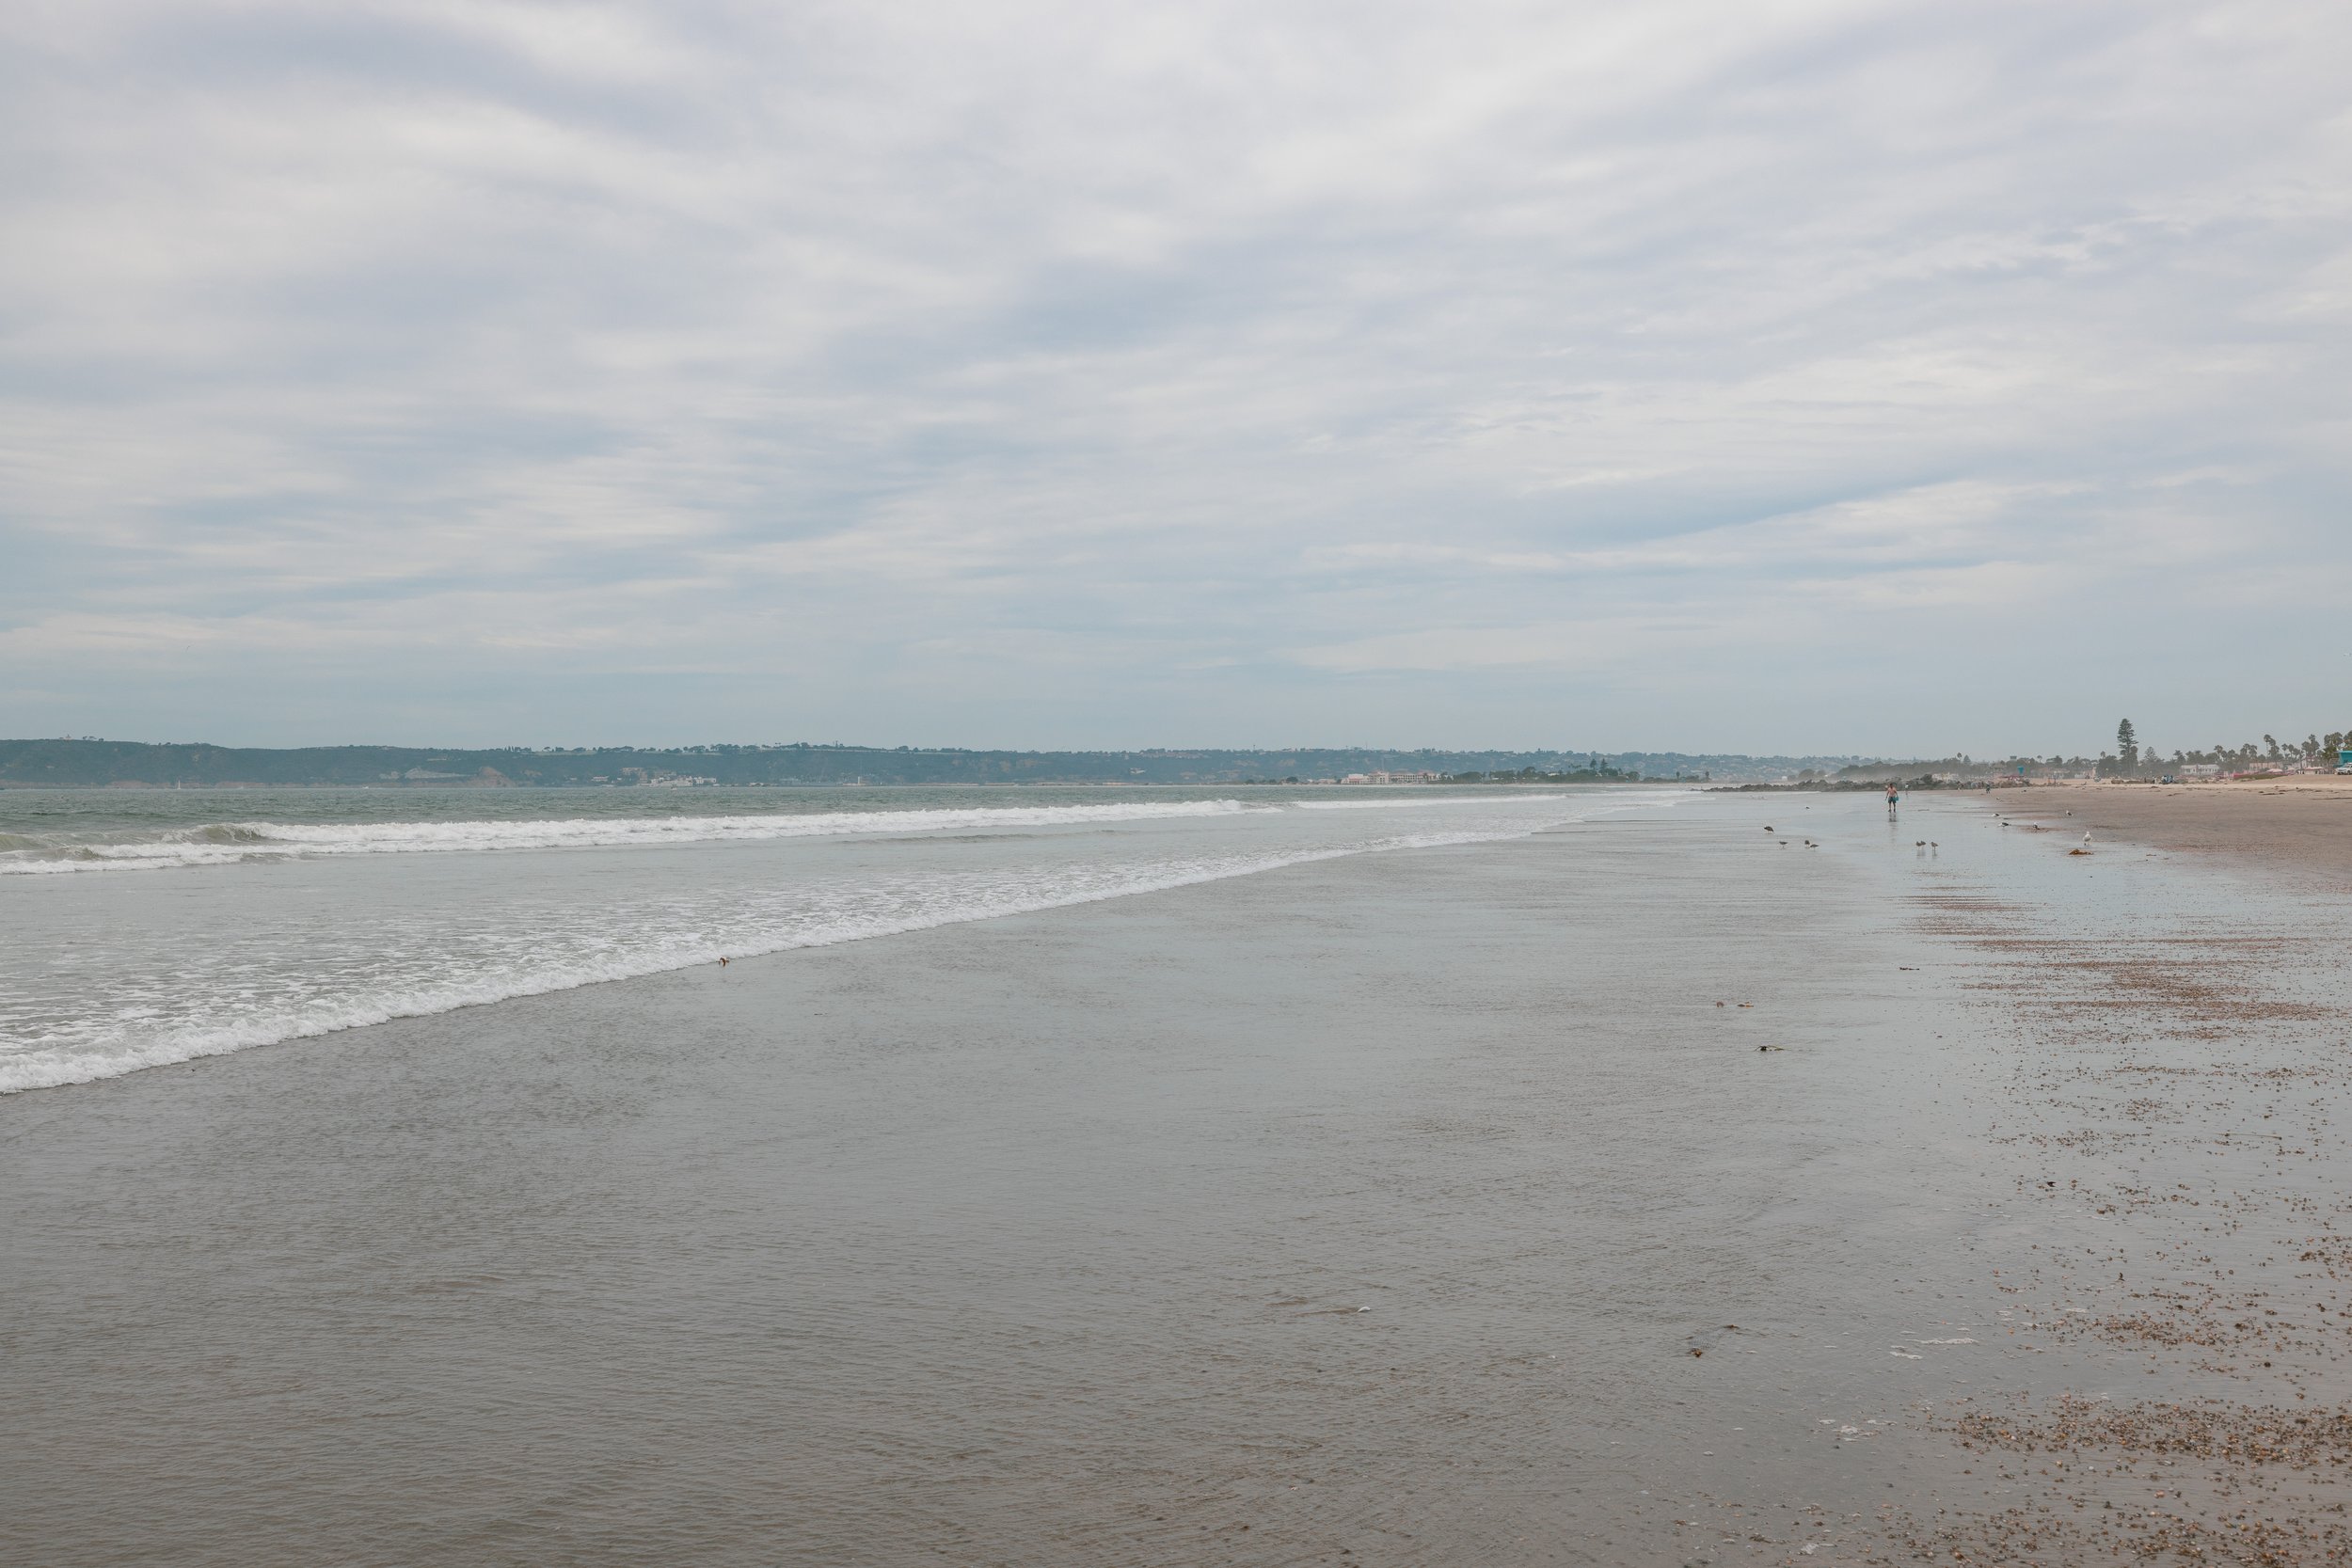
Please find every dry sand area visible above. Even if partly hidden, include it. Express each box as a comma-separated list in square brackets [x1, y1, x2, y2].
[2004, 777, 2352, 886]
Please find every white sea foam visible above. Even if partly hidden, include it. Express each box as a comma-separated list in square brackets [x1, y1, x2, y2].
[1290, 794, 1568, 810]
[0, 799, 1258, 875]
[0, 820, 1539, 1094]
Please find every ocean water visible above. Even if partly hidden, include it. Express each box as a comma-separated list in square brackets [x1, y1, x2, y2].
[0, 784, 1680, 1093]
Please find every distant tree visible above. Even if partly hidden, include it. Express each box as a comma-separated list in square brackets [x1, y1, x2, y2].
[2116, 719, 2139, 772]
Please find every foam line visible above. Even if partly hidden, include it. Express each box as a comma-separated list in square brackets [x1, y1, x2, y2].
[0, 799, 1261, 875]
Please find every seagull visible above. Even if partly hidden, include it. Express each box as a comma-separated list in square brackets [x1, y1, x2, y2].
[2082, 831, 2092, 847]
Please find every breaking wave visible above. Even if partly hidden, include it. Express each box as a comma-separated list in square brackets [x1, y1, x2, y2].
[0, 799, 1261, 875]
[0, 823, 1534, 1093]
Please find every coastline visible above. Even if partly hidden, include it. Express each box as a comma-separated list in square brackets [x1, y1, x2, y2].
[7, 791, 2351, 1563]
[1, 799, 1983, 1565]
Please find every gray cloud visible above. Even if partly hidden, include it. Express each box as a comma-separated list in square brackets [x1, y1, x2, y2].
[3, 0, 2348, 752]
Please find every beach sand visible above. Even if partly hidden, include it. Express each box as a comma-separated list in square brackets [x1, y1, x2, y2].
[8, 793, 2352, 1564]
[1991, 777, 2352, 885]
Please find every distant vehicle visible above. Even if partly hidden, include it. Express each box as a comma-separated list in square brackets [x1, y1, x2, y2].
[2339, 765, 2352, 776]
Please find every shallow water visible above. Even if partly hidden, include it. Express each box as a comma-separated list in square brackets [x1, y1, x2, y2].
[0, 785, 1667, 1091]
[6, 789, 2348, 1564]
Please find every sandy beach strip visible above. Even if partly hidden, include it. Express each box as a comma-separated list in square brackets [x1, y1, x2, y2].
[1990, 775, 2352, 883]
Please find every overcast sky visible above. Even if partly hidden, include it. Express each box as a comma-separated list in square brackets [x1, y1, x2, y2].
[4, 1, 2348, 754]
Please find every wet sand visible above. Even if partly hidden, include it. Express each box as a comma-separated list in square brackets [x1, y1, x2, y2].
[1882, 788, 2352, 1565]
[8, 794, 2352, 1564]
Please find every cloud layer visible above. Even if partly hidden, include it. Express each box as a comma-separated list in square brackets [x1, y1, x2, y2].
[4, 0, 2348, 752]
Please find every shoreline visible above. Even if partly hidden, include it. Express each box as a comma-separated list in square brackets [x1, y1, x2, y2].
[7, 792, 2351, 1563]
[1, 799, 1979, 1564]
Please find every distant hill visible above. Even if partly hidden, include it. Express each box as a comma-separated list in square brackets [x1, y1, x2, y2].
[0, 738, 1876, 788]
